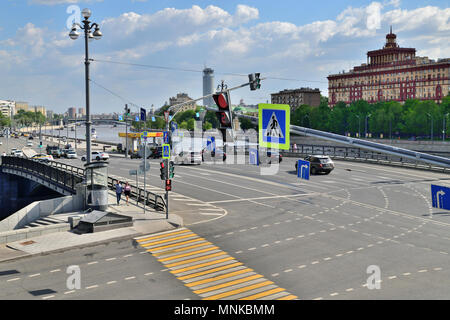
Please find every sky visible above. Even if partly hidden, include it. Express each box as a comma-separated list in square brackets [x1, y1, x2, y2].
[0, 0, 449, 114]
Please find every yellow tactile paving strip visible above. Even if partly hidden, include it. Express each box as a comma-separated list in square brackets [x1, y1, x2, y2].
[135, 227, 298, 300]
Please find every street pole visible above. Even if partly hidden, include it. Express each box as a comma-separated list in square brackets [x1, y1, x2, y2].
[75, 123, 77, 152]
[143, 138, 146, 215]
[125, 104, 128, 158]
[84, 25, 92, 163]
[166, 120, 169, 220]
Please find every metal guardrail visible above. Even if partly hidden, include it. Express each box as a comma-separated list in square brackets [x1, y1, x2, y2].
[107, 176, 165, 212]
[1, 156, 166, 211]
[281, 145, 450, 173]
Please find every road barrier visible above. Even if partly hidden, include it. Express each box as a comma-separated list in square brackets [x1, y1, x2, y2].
[1, 156, 166, 212]
[282, 144, 450, 173]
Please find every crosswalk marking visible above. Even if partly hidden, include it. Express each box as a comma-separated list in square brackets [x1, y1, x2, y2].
[136, 228, 297, 300]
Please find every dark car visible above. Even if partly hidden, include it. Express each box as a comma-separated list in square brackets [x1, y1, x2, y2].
[149, 146, 162, 159]
[295, 155, 334, 175]
[28, 136, 34, 140]
[46, 145, 62, 158]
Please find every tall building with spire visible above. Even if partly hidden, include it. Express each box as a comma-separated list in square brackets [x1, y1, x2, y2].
[328, 28, 449, 107]
[203, 67, 214, 107]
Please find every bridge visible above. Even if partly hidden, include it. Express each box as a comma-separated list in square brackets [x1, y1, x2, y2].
[0, 156, 166, 211]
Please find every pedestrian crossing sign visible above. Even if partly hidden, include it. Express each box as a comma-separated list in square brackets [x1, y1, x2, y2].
[258, 104, 290, 150]
[162, 144, 170, 159]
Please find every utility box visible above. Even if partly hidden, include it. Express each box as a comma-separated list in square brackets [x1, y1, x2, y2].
[85, 161, 109, 211]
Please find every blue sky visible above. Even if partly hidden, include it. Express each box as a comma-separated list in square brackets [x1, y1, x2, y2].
[0, 0, 449, 114]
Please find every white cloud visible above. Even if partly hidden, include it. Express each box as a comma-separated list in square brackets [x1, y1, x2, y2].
[2, 3, 448, 112]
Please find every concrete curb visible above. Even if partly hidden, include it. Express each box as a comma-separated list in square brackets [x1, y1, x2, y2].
[0, 216, 184, 264]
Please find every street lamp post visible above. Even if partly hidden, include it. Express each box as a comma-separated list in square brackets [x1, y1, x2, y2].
[69, 8, 102, 163]
[443, 113, 449, 142]
[426, 113, 433, 142]
[355, 114, 361, 138]
[365, 114, 371, 138]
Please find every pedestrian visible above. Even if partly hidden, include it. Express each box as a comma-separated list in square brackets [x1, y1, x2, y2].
[293, 143, 298, 152]
[124, 182, 131, 205]
[115, 180, 123, 205]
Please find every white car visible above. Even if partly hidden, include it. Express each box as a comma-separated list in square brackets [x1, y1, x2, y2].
[66, 150, 78, 159]
[81, 151, 109, 161]
[0, 141, 2, 145]
[26, 141, 33, 147]
[14, 150, 23, 157]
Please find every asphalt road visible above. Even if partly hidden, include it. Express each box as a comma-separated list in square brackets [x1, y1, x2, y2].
[1, 135, 450, 300]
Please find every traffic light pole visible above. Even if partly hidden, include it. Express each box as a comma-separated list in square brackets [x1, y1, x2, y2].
[165, 121, 169, 220]
[125, 104, 128, 158]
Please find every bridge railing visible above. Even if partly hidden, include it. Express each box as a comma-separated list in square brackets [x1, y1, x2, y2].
[1, 156, 166, 211]
[1, 156, 84, 193]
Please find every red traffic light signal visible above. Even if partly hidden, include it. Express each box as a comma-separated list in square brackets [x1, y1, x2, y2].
[165, 179, 172, 191]
[213, 92, 232, 128]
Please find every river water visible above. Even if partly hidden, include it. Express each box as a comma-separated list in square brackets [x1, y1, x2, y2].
[42, 124, 131, 144]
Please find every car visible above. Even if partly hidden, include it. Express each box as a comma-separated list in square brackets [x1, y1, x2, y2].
[258, 150, 283, 165]
[0, 141, 2, 145]
[201, 147, 227, 162]
[31, 154, 54, 162]
[171, 151, 202, 165]
[66, 150, 78, 159]
[26, 141, 33, 147]
[148, 146, 162, 159]
[295, 155, 335, 175]
[46, 146, 62, 158]
[13, 150, 24, 157]
[81, 151, 109, 161]
[28, 136, 34, 140]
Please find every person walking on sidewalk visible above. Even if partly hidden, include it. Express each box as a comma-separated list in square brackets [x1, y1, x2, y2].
[115, 180, 123, 205]
[124, 182, 131, 205]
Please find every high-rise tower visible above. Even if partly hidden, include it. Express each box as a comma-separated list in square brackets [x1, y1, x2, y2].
[203, 67, 214, 107]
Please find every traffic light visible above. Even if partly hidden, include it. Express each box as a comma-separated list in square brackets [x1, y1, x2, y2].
[213, 92, 232, 129]
[169, 162, 175, 179]
[249, 73, 261, 91]
[125, 104, 131, 116]
[160, 161, 167, 180]
[165, 179, 172, 192]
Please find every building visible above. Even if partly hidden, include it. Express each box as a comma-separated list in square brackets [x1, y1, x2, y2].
[78, 108, 85, 118]
[271, 88, 321, 110]
[203, 67, 215, 107]
[68, 107, 77, 119]
[15, 101, 28, 113]
[0, 100, 15, 118]
[328, 28, 450, 107]
[33, 106, 46, 116]
[168, 93, 196, 113]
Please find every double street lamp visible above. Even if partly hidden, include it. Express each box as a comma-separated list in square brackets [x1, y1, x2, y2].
[69, 8, 102, 163]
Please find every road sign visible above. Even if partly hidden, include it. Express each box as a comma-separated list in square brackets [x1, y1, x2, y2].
[139, 161, 150, 172]
[431, 184, 450, 210]
[164, 111, 170, 123]
[162, 144, 170, 159]
[258, 104, 290, 150]
[297, 159, 310, 180]
[140, 107, 146, 121]
[135, 116, 139, 122]
[249, 147, 259, 166]
[163, 131, 169, 144]
[119, 115, 123, 121]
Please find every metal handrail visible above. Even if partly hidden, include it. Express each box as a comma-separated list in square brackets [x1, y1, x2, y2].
[0, 156, 166, 211]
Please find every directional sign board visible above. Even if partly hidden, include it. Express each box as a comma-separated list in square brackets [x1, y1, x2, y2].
[118, 115, 123, 121]
[162, 144, 170, 159]
[431, 184, 450, 210]
[258, 104, 290, 150]
[139, 161, 150, 172]
[249, 147, 259, 166]
[297, 159, 310, 180]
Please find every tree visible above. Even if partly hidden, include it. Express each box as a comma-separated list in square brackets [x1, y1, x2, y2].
[239, 117, 255, 130]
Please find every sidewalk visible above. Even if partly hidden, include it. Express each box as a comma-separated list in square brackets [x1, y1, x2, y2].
[0, 191, 182, 263]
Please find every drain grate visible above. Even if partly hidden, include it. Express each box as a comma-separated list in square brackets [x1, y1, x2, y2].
[0, 270, 20, 277]
[28, 289, 57, 297]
